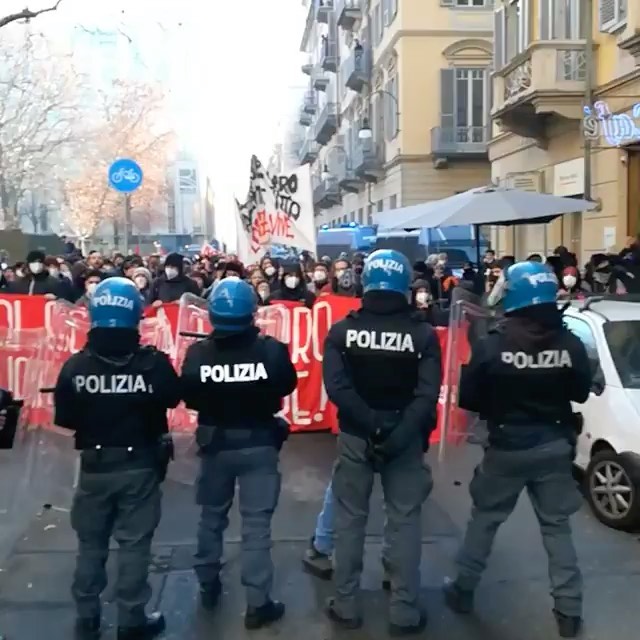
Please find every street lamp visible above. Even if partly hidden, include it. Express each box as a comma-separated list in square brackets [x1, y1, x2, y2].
[358, 89, 401, 140]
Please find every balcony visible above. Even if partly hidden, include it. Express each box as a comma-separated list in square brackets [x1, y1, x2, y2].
[430, 125, 490, 161]
[298, 137, 320, 165]
[299, 107, 312, 127]
[336, 153, 362, 193]
[336, 0, 361, 30]
[341, 47, 371, 93]
[312, 65, 330, 91]
[314, 102, 338, 145]
[315, 0, 334, 24]
[352, 138, 384, 182]
[302, 56, 314, 75]
[313, 175, 342, 209]
[492, 41, 588, 142]
[303, 90, 317, 115]
[321, 38, 339, 73]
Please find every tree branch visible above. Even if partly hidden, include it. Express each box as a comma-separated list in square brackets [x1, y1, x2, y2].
[0, 1, 64, 29]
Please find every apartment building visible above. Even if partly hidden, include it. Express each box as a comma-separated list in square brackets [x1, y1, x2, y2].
[489, 0, 635, 263]
[293, 0, 494, 231]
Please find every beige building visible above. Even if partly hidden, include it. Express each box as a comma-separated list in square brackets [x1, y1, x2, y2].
[293, 0, 494, 232]
[489, 0, 638, 264]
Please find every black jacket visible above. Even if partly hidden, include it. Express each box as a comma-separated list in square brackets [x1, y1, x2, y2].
[149, 273, 200, 303]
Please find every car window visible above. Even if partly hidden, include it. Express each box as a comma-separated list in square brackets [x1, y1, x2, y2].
[563, 315, 599, 364]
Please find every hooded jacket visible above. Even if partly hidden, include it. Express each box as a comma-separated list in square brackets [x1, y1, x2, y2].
[149, 253, 200, 303]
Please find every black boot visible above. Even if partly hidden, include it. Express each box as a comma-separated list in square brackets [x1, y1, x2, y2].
[117, 612, 166, 640]
[325, 597, 363, 630]
[442, 578, 474, 614]
[200, 578, 222, 611]
[553, 610, 582, 638]
[244, 600, 285, 630]
[302, 537, 333, 580]
[388, 613, 427, 637]
[74, 616, 100, 639]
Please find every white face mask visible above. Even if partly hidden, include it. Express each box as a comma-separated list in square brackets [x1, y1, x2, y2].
[335, 269, 345, 278]
[264, 266, 275, 276]
[437, 260, 446, 267]
[134, 276, 147, 289]
[258, 289, 269, 300]
[284, 275, 299, 289]
[29, 262, 44, 275]
[48, 267, 59, 278]
[415, 291, 430, 305]
[86, 282, 98, 296]
[15, 269, 23, 278]
[165, 267, 178, 280]
[563, 275, 577, 289]
[313, 270, 327, 282]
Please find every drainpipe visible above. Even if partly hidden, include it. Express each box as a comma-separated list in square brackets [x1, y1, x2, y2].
[583, 0, 594, 201]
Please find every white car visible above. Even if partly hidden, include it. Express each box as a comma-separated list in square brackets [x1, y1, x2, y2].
[562, 296, 640, 530]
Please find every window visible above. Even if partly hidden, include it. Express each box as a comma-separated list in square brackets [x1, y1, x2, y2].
[455, 0, 488, 6]
[389, 194, 397, 209]
[349, 210, 356, 222]
[357, 207, 364, 223]
[604, 320, 640, 388]
[504, 0, 530, 62]
[389, 0, 398, 23]
[377, 200, 384, 212]
[540, 0, 584, 39]
[385, 74, 399, 140]
[563, 316, 599, 364]
[367, 204, 373, 224]
[441, 68, 487, 141]
[599, 0, 627, 32]
[371, 3, 383, 47]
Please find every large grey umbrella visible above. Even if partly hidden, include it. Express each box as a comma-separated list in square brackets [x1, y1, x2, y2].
[374, 186, 598, 231]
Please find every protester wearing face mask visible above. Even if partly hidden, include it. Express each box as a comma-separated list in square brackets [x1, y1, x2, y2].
[132, 266, 153, 304]
[75, 269, 104, 306]
[255, 280, 271, 306]
[556, 266, 585, 300]
[5, 250, 61, 299]
[44, 255, 75, 301]
[332, 265, 362, 297]
[260, 258, 279, 286]
[148, 252, 200, 307]
[268, 261, 315, 308]
[411, 279, 449, 326]
[309, 263, 330, 294]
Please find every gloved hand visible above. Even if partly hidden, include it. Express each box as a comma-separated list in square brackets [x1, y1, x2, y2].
[370, 409, 402, 440]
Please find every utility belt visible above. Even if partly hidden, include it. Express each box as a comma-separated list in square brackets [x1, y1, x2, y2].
[195, 418, 289, 454]
[80, 435, 174, 479]
[486, 414, 582, 451]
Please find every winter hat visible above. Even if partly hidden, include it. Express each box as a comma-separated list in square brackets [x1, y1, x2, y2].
[26, 250, 45, 263]
[164, 252, 183, 269]
[133, 267, 152, 283]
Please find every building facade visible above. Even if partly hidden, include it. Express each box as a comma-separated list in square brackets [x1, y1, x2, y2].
[293, 0, 494, 232]
[489, 0, 635, 263]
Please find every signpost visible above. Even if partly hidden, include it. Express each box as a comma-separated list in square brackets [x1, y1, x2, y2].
[108, 158, 143, 254]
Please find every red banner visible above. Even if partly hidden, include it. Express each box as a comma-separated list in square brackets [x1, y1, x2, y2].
[0, 294, 460, 444]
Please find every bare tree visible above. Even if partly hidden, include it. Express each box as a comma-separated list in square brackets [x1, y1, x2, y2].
[0, 31, 83, 228]
[0, 1, 64, 29]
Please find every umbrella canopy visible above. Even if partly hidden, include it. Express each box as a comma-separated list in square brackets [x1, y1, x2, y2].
[374, 186, 598, 231]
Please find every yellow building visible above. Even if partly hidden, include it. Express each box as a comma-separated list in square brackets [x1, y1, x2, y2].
[294, 0, 494, 232]
[490, 0, 637, 263]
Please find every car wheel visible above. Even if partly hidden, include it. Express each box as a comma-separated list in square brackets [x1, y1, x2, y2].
[585, 450, 640, 530]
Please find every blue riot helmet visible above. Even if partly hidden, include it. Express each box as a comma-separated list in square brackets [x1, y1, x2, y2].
[208, 278, 258, 334]
[361, 249, 411, 295]
[89, 277, 143, 329]
[503, 261, 559, 313]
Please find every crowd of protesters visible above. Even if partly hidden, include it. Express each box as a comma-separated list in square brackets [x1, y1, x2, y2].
[1, 234, 640, 319]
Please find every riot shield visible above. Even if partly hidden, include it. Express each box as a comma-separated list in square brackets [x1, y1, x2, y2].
[0, 326, 52, 562]
[438, 298, 492, 462]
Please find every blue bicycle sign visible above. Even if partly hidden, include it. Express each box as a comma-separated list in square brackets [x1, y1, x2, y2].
[108, 158, 143, 194]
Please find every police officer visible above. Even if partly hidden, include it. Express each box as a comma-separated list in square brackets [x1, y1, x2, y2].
[323, 249, 442, 634]
[442, 261, 592, 638]
[180, 278, 297, 629]
[54, 277, 181, 640]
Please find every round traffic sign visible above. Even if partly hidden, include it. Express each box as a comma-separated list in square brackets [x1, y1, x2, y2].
[108, 158, 143, 193]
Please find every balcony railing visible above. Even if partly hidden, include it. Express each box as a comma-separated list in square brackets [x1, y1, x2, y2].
[352, 138, 384, 182]
[316, 0, 334, 24]
[303, 90, 317, 115]
[312, 65, 330, 91]
[299, 108, 312, 127]
[301, 55, 314, 75]
[312, 175, 341, 209]
[298, 137, 320, 165]
[430, 125, 490, 157]
[321, 38, 339, 72]
[314, 102, 338, 145]
[341, 47, 371, 93]
[335, 151, 362, 193]
[336, 0, 361, 30]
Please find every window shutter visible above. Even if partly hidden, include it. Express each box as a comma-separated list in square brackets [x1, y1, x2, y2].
[493, 7, 505, 70]
[485, 67, 493, 129]
[383, 0, 390, 26]
[440, 68, 455, 134]
[539, 0, 551, 39]
[599, 0, 616, 30]
[440, 0, 455, 6]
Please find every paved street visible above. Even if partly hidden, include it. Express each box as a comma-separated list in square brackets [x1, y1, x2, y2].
[0, 433, 638, 639]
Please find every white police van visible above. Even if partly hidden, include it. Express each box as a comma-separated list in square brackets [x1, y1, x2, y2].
[562, 295, 640, 530]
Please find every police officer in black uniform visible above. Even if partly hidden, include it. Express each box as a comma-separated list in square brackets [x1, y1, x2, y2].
[54, 277, 181, 640]
[323, 249, 442, 634]
[443, 261, 592, 638]
[180, 278, 297, 630]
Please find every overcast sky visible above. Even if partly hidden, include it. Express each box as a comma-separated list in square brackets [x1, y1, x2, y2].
[5, 0, 306, 246]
